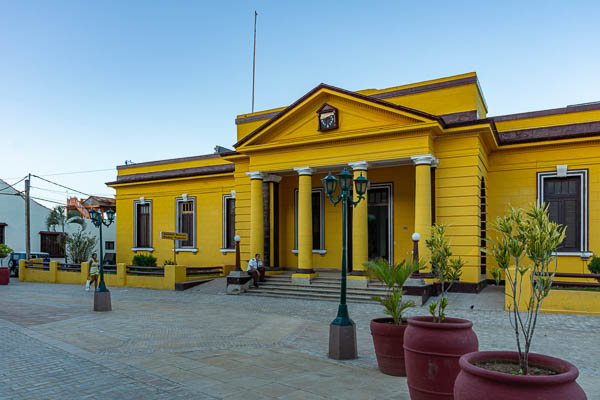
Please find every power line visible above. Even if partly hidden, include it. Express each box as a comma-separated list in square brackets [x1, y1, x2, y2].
[0, 176, 27, 192]
[1, 167, 115, 181]
[31, 174, 91, 197]
[30, 185, 115, 197]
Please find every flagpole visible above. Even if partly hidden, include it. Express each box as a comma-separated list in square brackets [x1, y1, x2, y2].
[252, 10, 257, 113]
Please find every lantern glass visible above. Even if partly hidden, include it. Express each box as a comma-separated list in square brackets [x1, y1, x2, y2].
[354, 173, 369, 196]
[322, 172, 338, 196]
[337, 168, 353, 192]
[106, 209, 115, 223]
[89, 209, 99, 223]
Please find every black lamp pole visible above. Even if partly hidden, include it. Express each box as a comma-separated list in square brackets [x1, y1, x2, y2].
[89, 208, 115, 311]
[322, 168, 369, 359]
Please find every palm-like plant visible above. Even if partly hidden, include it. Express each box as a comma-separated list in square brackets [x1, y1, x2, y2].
[46, 206, 85, 232]
[365, 258, 423, 325]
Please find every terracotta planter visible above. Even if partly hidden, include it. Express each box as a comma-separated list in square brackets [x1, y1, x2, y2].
[454, 351, 586, 400]
[0, 267, 9, 285]
[404, 316, 479, 400]
[370, 317, 408, 376]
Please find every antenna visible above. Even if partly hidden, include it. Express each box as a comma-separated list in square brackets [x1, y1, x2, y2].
[252, 10, 258, 113]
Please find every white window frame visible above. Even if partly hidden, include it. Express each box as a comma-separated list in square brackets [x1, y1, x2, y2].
[133, 199, 153, 251]
[293, 188, 325, 254]
[537, 169, 589, 256]
[175, 196, 197, 252]
[221, 194, 236, 253]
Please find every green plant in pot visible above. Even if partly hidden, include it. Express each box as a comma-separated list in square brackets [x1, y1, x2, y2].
[588, 255, 600, 283]
[403, 224, 479, 400]
[365, 257, 422, 376]
[454, 204, 586, 399]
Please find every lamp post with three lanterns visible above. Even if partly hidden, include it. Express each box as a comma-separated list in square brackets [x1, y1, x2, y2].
[321, 168, 369, 360]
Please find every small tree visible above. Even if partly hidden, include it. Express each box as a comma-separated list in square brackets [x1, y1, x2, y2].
[0, 243, 13, 266]
[365, 258, 423, 325]
[47, 206, 86, 232]
[66, 229, 97, 264]
[426, 224, 465, 322]
[489, 204, 565, 375]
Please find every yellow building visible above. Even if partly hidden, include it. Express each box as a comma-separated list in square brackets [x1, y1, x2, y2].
[107, 72, 600, 291]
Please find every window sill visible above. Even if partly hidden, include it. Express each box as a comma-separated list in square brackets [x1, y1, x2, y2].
[174, 248, 198, 254]
[220, 248, 236, 254]
[132, 248, 154, 253]
[291, 249, 327, 256]
[553, 251, 593, 260]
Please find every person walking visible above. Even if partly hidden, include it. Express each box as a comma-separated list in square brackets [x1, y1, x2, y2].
[246, 253, 266, 287]
[86, 252, 100, 291]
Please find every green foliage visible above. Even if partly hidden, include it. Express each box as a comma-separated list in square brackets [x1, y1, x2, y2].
[132, 253, 157, 267]
[426, 224, 465, 322]
[364, 258, 423, 325]
[46, 206, 85, 232]
[66, 230, 97, 264]
[163, 259, 176, 266]
[588, 256, 600, 283]
[488, 204, 565, 375]
[0, 243, 13, 266]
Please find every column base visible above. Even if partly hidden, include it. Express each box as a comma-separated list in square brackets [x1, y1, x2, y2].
[347, 275, 369, 288]
[291, 272, 318, 286]
[328, 321, 357, 360]
[93, 291, 112, 312]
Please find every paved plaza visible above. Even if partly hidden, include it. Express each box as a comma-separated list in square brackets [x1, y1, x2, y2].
[1, 279, 599, 399]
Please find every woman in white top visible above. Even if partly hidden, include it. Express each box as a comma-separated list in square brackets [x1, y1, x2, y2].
[87, 252, 100, 291]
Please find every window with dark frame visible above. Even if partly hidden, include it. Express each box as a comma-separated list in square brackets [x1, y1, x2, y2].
[136, 202, 151, 248]
[0, 224, 5, 244]
[40, 232, 65, 258]
[294, 190, 323, 251]
[543, 176, 581, 252]
[480, 177, 487, 275]
[223, 196, 236, 249]
[105, 241, 115, 251]
[177, 201, 194, 248]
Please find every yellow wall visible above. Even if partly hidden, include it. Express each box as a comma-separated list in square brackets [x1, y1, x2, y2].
[114, 174, 236, 267]
[488, 140, 600, 277]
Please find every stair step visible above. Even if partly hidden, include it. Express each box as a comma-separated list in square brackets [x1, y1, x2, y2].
[245, 289, 377, 303]
[256, 285, 388, 297]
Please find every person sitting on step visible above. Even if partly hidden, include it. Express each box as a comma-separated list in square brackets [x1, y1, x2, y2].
[247, 253, 266, 287]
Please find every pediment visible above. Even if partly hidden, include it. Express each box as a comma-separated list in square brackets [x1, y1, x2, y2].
[235, 85, 439, 150]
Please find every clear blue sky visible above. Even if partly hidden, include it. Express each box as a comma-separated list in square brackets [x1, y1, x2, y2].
[1, 0, 599, 206]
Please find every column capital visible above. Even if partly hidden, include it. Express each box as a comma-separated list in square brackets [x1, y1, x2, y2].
[293, 166, 314, 176]
[246, 171, 264, 180]
[411, 154, 438, 166]
[348, 161, 369, 171]
[263, 174, 282, 183]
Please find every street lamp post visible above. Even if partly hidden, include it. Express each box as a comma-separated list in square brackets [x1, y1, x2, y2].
[322, 168, 369, 360]
[89, 208, 115, 312]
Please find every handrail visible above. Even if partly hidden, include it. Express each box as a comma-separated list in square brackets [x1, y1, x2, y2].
[127, 265, 165, 270]
[535, 271, 600, 279]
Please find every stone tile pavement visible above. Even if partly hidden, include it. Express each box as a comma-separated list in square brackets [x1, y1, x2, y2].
[1, 278, 599, 399]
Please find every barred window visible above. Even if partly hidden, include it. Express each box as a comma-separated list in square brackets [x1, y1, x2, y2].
[176, 198, 196, 248]
[134, 200, 152, 248]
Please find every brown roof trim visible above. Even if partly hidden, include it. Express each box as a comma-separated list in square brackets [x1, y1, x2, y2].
[446, 118, 500, 144]
[106, 164, 234, 186]
[234, 83, 444, 149]
[497, 120, 600, 145]
[440, 110, 478, 124]
[0, 222, 7, 227]
[492, 102, 600, 122]
[39, 231, 64, 235]
[117, 153, 222, 170]
[235, 110, 281, 125]
[370, 76, 478, 100]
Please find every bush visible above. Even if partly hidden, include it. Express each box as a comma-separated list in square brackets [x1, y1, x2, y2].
[163, 259, 176, 266]
[588, 256, 600, 283]
[66, 230, 97, 264]
[0, 243, 13, 266]
[132, 253, 157, 267]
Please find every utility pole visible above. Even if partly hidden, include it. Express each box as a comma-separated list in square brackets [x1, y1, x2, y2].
[251, 10, 258, 112]
[25, 174, 31, 260]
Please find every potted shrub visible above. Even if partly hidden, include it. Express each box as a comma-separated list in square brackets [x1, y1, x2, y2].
[365, 258, 422, 376]
[588, 255, 600, 282]
[404, 224, 479, 400]
[454, 204, 586, 399]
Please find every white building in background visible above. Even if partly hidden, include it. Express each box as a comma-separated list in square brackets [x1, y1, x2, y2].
[0, 179, 116, 266]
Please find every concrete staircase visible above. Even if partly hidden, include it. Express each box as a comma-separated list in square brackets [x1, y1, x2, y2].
[244, 271, 432, 305]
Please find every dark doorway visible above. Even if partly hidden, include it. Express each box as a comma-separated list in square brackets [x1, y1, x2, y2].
[368, 185, 392, 262]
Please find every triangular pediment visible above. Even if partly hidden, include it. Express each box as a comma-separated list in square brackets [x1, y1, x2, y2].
[235, 84, 440, 150]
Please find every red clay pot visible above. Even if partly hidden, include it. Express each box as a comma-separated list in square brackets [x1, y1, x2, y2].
[454, 351, 586, 400]
[0, 268, 9, 285]
[370, 317, 408, 376]
[404, 316, 479, 400]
